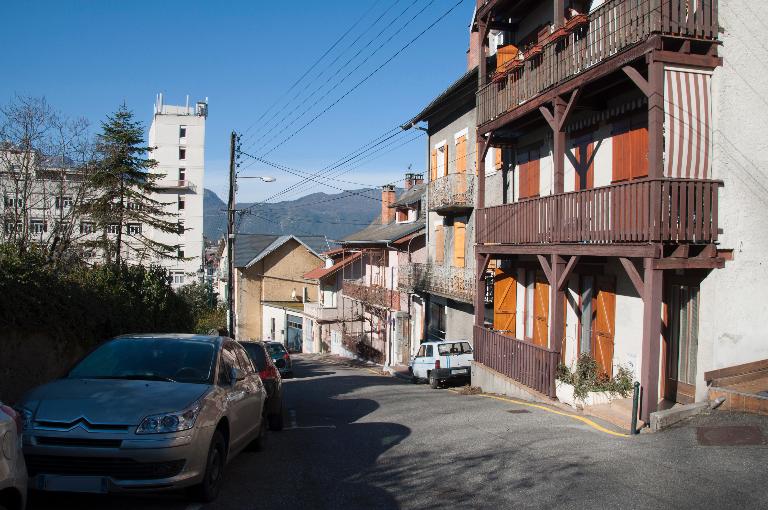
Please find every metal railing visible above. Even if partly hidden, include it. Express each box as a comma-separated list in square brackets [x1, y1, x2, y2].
[342, 280, 401, 311]
[155, 179, 197, 192]
[428, 173, 475, 212]
[399, 263, 475, 304]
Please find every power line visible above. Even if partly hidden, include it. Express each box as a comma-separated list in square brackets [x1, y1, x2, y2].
[257, 0, 465, 159]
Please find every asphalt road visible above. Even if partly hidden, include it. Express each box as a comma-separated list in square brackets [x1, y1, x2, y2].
[28, 355, 768, 510]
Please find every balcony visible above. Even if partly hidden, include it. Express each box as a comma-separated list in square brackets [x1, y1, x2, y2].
[342, 280, 401, 311]
[476, 178, 721, 246]
[477, 0, 720, 127]
[428, 173, 475, 214]
[399, 263, 475, 304]
[155, 180, 197, 192]
[303, 301, 341, 322]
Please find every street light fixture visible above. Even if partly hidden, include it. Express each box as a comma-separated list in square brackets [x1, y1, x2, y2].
[238, 175, 276, 182]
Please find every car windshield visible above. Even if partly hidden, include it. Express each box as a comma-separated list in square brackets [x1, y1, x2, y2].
[266, 343, 286, 356]
[241, 343, 268, 371]
[68, 338, 216, 384]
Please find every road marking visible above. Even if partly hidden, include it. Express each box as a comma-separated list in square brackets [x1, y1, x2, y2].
[449, 389, 629, 438]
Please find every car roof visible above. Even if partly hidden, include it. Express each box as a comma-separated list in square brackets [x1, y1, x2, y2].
[113, 334, 222, 344]
[422, 340, 470, 345]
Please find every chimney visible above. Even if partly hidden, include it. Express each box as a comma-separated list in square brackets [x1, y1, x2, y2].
[467, 29, 481, 70]
[404, 173, 415, 190]
[381, 184, 396, 224]
[413, 173, 424, 186]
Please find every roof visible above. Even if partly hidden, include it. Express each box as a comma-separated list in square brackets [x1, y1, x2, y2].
[391, 182, 427, 208]
[262, 301, 306, 312]
[234, 234, 323, 269]
[342, 219, 425, 244]
[401, 67, 478, 129]
[303, 252, 363, 280]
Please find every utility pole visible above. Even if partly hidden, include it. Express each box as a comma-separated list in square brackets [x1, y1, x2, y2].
[226, 131, 237, 338]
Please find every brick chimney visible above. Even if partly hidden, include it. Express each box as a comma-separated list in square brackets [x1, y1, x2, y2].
[381, 184, 396, 224]
[404, 173, 415, 190]
[467, 29, 481, 70]
[413, 173, 424, 186]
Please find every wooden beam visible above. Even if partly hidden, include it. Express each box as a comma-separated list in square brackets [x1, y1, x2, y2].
[650, 50, 722, 69]
[698, 244, 717, 258]
[539, 106, 556, 130]
[475, 253, 490, 326]
[557, 255, 580, 291]
[550, 254, 566, 355]
[652, 258, 725, 270]
[479, 133, 493, 161]
[477, 243, 662, 258]
[640, 258, 663, 423]
[622, 66, 651, 97]
[619, 257, 645, 298]
[537, 254, 552, 284]
[558, 88, 581, 131]
[668, 244, 689, 258]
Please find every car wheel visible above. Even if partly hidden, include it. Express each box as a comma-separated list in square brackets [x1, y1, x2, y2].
[411, 375, 419, 384]
[268, 405, 284, 431]
[429, 373, 439, 389]
[189, 429, 226, 503]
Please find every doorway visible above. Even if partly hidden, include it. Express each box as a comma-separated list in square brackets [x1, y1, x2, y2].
[665, 284, 700, 403]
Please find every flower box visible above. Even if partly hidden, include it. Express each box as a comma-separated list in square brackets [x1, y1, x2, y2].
[556, 380, 616, 409]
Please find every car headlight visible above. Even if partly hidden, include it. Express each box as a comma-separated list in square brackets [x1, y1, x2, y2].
[136, 402, 201, 434]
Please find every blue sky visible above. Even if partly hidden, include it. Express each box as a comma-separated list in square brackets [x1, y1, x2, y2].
[0, 0, 472, 202]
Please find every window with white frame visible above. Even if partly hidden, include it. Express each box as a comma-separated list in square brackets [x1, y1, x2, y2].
[179, 125, 187, 139]
[55, 196, 73, 209]
[30, 219, 47, 234]
[179, 168, 186, 181]
[172, 272, 185, 285]
[127, 223, 142, 235]
[80, 222, 96, 234]
[179, 148, 186, 160]
[4, 220, 22, 233]
[178, 195, 185, 210]
[3, 195, 24, 208]
[436, 143, 447, 177]
[107, 224, 119, 234]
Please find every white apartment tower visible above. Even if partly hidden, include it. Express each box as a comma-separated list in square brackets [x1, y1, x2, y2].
[148, 94, 207, 287]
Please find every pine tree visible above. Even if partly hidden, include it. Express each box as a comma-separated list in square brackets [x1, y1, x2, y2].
[87, 105, 180, 265]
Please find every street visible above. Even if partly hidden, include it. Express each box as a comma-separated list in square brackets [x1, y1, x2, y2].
[28, 355, 768, 510]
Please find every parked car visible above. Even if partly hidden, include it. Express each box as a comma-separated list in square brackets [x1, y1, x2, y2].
[265, 341, 293, 378]
[409, 341, 473, 389]
[17, 334, 267, 503]
[240, 341, 284, 431]
[0, 402, 26, 510]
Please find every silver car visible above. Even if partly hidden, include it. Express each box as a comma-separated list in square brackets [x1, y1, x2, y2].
[0, 402, 26, 510]
[17, 334, 266, 502]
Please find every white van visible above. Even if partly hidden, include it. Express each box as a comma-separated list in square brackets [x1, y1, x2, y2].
[409, 340, 473, 388]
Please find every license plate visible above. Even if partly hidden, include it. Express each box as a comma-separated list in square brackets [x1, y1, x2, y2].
[452, 369, 468, 375]
[41, 475, 108, 493]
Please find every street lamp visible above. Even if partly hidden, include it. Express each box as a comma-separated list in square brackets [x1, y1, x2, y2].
[238, 175, 276, 182]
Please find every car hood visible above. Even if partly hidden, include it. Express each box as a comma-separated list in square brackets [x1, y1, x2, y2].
[22, 378, 210, 426]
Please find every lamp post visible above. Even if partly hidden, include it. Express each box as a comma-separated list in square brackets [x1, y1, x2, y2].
[226, 131, 275, 340]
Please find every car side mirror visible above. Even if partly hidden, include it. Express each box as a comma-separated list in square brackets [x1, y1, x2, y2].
[229, 367, 244, 384]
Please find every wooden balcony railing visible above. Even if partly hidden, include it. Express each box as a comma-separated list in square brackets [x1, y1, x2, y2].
[477, 178, 721, 245]
[428, 173, 475, 213]
[477, 0, 720, 127]
[474, 326, 560, 398]
[399, 263, 475, 304]
[343, 280, 401, 311]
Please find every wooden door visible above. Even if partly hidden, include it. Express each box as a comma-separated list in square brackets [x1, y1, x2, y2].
[592, 276, 616, 377]
[452, 220, 466, 268]
[665, 284, 699, 403]
[493, 268, 517, 337]
[533, 273, 549, 348]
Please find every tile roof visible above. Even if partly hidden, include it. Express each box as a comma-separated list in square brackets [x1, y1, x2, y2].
[342, 219, 425, 244]
[303, 252, 362, 280]
[391, 182, 427, 207]
[234, 234, 324, 268]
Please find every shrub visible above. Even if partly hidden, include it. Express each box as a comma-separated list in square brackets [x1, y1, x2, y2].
[557, 353, 634, 401]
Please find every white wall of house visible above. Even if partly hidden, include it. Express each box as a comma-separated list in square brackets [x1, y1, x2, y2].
[147, 95, 206, 287]
[261, 304, 287, 344]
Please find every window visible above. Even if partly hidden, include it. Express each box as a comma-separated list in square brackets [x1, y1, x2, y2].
[80, 222, 96, 234]
[179, 126, 187, 139]
[612, 117, 648, 182]
[416, 345, 426, 357]
[107, 224, 119, 234]
[127, 223, 142, 235]
[172, 272, 185, 285]
[438, 144, 448, 177]
[396, 208, 408, 223]
[218, 343, 238, 386]
[178, 248, 185, 259]
[177, 221, 185, 234]
[127, 201, 143, 211]
[668, 284, 699, 389]
[302, 286, 309, 303]
[4, 220, 22, 233]
[55, 196, 73, 209]
[455, 134, 468, 174]
[518, 148, 541, 199]
[3, 195, 23, 208]
[30, 219, 47, 234]
[425, 344, 434, 357]
[178, 196, 185, 210]
[179, 168, 186, 181]
[179, 148, 186, 160]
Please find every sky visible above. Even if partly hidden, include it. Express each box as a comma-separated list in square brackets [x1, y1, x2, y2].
[0, 0, 473, 203]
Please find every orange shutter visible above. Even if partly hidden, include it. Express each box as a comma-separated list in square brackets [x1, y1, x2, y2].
[533, 272, 549, 348]
[612, 127, 629, 182]
[430, 149, 437, 181]
[495, 148, 503, 170]
[452, 220, 466, 268]
[434, 224, 444, 264]
[593, 276, 616, 377]
[529, 155, 540, 198]
[631, 124, 649, 178]
[443, 146, 449, 176]
[456, 135, 467, 174]
[493, 268, 517, 337]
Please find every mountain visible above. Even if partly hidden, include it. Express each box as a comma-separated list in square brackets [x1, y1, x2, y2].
[203, 187, 390, 243]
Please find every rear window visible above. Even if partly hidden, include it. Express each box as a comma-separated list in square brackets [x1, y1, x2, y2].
[241, 343, 268, 371]
[438, 342, 473, 355]
[266, 343, 286, 356]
